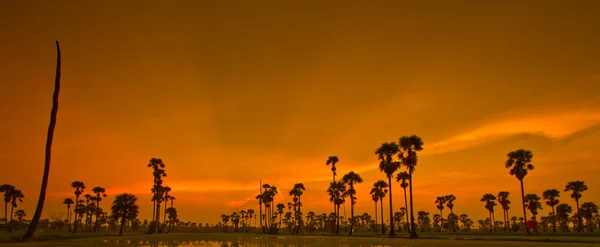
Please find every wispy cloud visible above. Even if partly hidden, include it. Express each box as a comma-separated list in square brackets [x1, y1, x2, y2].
[426, 108, 600, 155]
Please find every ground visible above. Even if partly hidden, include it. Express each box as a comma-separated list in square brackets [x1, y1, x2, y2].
[1, 232, 600, 246]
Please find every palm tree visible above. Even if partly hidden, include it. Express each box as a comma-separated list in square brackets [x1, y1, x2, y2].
[398, 134, 424, 238]
[375, 142, 400, 237]
[161, 186, 172, 233]
[342, 171, 363, 235]
[111, 193, 139, 236]
[63, 198, 74, 230]
[14, 210, 26, 224]
[505, 149, 534, 235]
[91, 187, 106, 232]
[497, 191, 511, 232]
[564, 181, 588, 232]
[370, 190, 379, 233]
[542, 189, 560, 233]
[21, 41, 62, 241]
[445, 195, 457, 232]
[147, 158, 166, 234]
[0, 184, 15, 228]
[395, 171, 411, 233]
[556, 203, 572, 232]
[435, 196, 447, 232]
[326, 155, 339, 228]
[524, 194, 542, 233]
[276, 203, 285, 228]
[289, 183, 305, 234]
[480, 193, 497, 232]
[327, 181, 346, 234]
[70, 181, 85, 233]
[7, 190, 24, 232]
[247, 209, 255, 228]
[579, 202, 598, 232]
[372, 180, 388, 234]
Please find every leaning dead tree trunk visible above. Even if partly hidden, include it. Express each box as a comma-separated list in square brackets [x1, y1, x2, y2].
[22, 40, 62, 241]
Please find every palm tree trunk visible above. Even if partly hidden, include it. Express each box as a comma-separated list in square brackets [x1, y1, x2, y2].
[374, 201, 377, 233]
[503, 209, 507, 232]
[148, 200, 156, 233]
[380, 198, 384, 234]
[94, 200, 100, 232]
[118, 217, 125, 236]
[505, 209, 511, 231]
[439, 209, 443, 232]
[488, 211, 493, 232]
[336, 204, 341, 234]
[21, 41, 61, 241]
[408, 170, 418, 238]
[519, 179, 531, 235]
[3, 202, 7, 229]
[575, 199, 582, 232]
[154, 203, 161, 233]
[9, 206, 14, 232]
[403, 187, 410, 233]
[349, 196, 354, 235]
[552, 205, 557, 233]
[73, 196, 79, 233]
[492, 211, 496, 232]
[451, 208, 456, 232]
[161, 200, 167, 232]
[387, 177, 395, 236]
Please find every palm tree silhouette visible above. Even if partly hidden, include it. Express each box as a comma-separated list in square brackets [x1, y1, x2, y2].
[564, 180, 588, 232]
[289, 183, 305, 234]
[435, 196, 447, 232]
[111, 193, 139, 236]
[63, 198, 74, 231]
[7, 189, 24, 232]
[372, 180, 388, 234]
[399, 134, 424, 238]
[480, 193, 497, 232]
[445, 194, 457, 232]
[375, 142, 400, 237]
[91, 187, 106, 232]
[370, 189, 379, 233]
[556, 203, 572, 232]
[0, 184, 15, 228]
[342, 171, 363, 235]
[395, 172, 411, 233]
[524, 194, 542, 233]
[497, 191, 511, 232]
[161, 186, 172, 233]
[326, 155, 339, 232]
[21, 41, 62, 241]
[579, 202, 598, 232]
[70, 181, 85, 233]
[542, 189, 560, 233]
[505, 149, 534, 235]
[147, 158, 166, 234]
[327, 181, 346, 234]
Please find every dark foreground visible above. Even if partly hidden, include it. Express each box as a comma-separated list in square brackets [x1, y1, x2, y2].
[1, 232, 600, 247]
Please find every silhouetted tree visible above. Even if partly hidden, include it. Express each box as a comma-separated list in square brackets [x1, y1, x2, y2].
[505, 149, 534, 235]
[445, 194, 457, 232]
[435, 196, 447, 232]
[70, 181, 85, 233]
[564, 181, 587, 232]
[481, 193, 497, 232]
[556, 203, 572, 232]
[524, 194, 542, 232]
[376, 142, 400, 237]
[497, 191, 511, 232]
[372, 180, 388, 234]
[342, 171, 363, 235]
[326, 155, 339, 233]
[147, 158, 166, 234]
[91, 187, 107, 231]
[0, 184, 15, 229]
[395, 172, 411, 233]
[8, 190, 24, 232]
[542, 189, 560, 233]
[21, 41, 61, 241]
[289, 183, 305, 234]
[579, 202, 598, 232]
[399, 134, 424, 238]
[63, 198, 74, 230]
[111, 193, 139, 236]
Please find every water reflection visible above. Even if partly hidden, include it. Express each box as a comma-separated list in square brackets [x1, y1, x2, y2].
[104, 239, 401, 247]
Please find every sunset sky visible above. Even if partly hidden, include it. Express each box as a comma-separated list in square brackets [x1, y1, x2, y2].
[1, 1, 600, 225]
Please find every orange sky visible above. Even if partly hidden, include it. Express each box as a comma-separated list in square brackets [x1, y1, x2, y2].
[1, 1, 600, 225]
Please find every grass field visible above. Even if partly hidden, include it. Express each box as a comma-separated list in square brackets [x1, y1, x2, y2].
[1, 232, 600, 247]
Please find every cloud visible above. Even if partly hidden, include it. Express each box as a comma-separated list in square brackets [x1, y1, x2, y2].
[426, 108, 600, 155]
